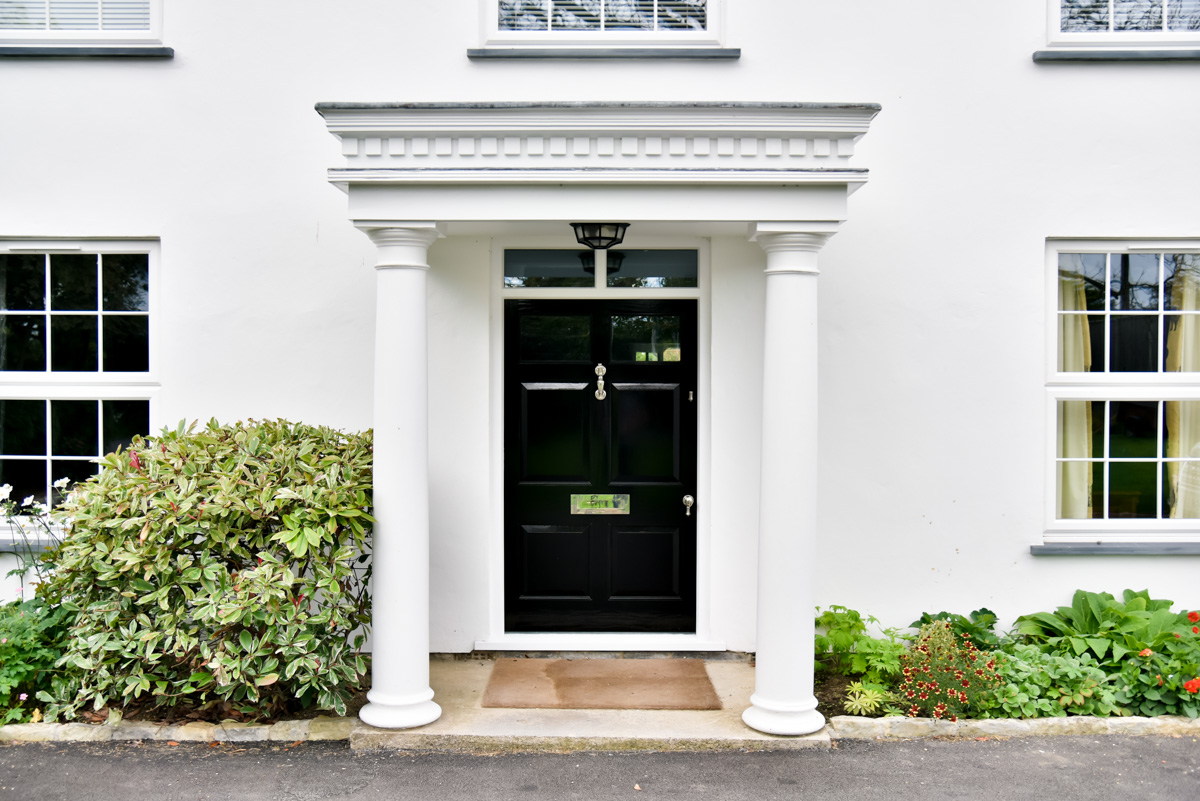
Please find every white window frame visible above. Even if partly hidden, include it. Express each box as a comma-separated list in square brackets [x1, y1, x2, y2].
[0, 239, 160, 509]
[481, 0, 724, 50]
[1047, 0, 1200, 50]
[1045, 238, 1200, 543]
[0, 0, 163, 47]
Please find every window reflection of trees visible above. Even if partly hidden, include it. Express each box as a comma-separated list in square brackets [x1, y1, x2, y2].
[499, 0, 707, 31]
[1061, 0, 1200, 32]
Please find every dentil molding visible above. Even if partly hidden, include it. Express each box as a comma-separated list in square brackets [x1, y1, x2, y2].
[317, 102, 880, 185]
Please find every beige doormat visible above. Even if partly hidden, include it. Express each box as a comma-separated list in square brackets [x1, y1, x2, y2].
[481, 658, 722, 710]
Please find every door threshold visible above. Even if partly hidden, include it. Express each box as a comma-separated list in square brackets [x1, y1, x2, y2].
[474, 633, 726, 652]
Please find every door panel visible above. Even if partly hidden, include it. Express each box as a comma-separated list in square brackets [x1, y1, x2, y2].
[504, 299, 697, 632]
[520, 383, 590, 481]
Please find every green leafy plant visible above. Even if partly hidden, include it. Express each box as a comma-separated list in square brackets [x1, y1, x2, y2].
[1112, 635, 1200, 719]
[910, 608, 1004, 651]
[1013, 589, 1185, 669]
[0, 598, 71, 724]
[977, 644, 1120, 719]
[842, 681, 895, 716]
[37, 419, 374, 722]
[814, 605, 905, 685]
[897, 622, 1003, 721]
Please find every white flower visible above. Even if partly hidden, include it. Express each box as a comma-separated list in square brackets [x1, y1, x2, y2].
[21, 496, 34, 506]
[52, 477, 70, 489]
[0, 484, 11, 501]
[31, 502, 48, 515]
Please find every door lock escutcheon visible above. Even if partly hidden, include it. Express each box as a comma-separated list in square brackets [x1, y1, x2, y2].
[595, 363, 607, 400]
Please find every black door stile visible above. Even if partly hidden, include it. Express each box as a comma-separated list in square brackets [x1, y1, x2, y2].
[504, 299, 698, 632]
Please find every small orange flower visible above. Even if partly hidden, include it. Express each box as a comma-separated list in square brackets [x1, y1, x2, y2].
[1139, 648, 1153, 657]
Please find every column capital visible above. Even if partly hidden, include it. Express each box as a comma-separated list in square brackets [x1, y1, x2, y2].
[354, 221, 444, 270]
[750, 223, 840, 275]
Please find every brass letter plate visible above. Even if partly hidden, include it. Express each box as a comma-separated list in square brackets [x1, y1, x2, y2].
[570, 494, 630, 515]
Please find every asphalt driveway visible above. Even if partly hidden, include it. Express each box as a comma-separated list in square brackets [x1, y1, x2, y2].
[3, 735, 1199, 801]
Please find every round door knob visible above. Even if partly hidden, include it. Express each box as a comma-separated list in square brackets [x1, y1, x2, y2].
[683, 495, 694, 516]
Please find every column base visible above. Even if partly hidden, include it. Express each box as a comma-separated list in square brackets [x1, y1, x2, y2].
[359, 698, 442, 730]
[742, 696, 826, 736]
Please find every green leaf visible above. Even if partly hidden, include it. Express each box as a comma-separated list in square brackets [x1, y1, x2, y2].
[255, 673, 279, 687]
[239, 629, 253, 652]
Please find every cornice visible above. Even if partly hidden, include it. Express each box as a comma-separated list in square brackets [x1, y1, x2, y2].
[317, 102, 879, 184]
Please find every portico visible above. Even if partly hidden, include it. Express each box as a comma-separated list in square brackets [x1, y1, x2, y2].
[316, 102, 879, 735]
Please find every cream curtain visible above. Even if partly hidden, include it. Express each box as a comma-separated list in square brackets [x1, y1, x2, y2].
[1058, 263, 1093, 519]
[1166, 255, 1200, 518]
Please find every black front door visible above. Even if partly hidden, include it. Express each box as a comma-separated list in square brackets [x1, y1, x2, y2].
[504, 299, 697, 632]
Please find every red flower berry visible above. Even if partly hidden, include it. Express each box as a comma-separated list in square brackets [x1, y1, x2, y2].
[1193, 626, 1199, 634]
[1189, 611, 1199, 624]
[1183, 678, 1200, 693]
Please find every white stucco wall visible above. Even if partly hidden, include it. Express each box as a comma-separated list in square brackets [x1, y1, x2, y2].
[2, 1, 1198, 651]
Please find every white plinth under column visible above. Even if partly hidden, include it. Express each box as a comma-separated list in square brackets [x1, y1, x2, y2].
[742, 224, 836, 736]
[356, 223, 443, 730]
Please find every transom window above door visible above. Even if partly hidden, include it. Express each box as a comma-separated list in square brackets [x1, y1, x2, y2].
[503, 249, 698, 290]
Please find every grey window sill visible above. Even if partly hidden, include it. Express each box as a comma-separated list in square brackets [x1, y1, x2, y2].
[0, 46, 173, 58]
[468, 47, 739, 60]
[1031, 542, 1200, 555]
[1034, 49, 1200, 62]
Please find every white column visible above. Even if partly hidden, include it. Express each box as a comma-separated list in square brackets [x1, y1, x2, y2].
[742, 222, 838, 736]
[356, 222, 443, 730]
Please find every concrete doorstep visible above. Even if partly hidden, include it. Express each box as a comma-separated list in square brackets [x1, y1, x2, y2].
[3, 659, 1200, 752]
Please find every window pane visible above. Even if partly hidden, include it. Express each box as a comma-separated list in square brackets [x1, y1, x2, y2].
[49, 254, 97, 311]
[0, 399, 46, 455]
[606, 0, 653, 29]
[607, 250, 699, 288]
[519, 315, 591, 361]
[0, 459, 46, 506]
[1057, 313, 1101, 372]
[1165, 254, 1200, 311]
[102, 315, 149, 371]
[1057, 400, 1100, 458]
[658, 0, 705, 29]
[611, 315, 681, 362]
[0, 314, 46, 371]
[49, 0, 100, 30]
[50, 459, 97, 505]
[1167, 461, 1200, 517]
[51, 399, 98, 456]
[1110, 400, 1157, 457]
[1168, 0, 1200, 29]
[1109, 462, 1157, 518]
[1114, 0, 1163, 30]
[553, 0, 601, 29]
[1111, 254, 1159, 311]
[0, 254, 45, 310]
[1110, 315, 1157, 372]
[102, 254, 149, 311]
[499, 0, 549, 30]
[1058, 253, 1105, 311]
[1062, 0, 1109, 31]
[1163, 314, 1200, 371]
[50, 315, 98, 371]
[504, 250, 594, 288]
[0, 1, 48, 29]
[102, 399, 148, 454]
[1164, 400, 1200, 458]
[1057, 460, 1100, 518]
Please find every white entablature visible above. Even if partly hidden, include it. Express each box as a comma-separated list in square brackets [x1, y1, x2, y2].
[317, 102, 880, 187]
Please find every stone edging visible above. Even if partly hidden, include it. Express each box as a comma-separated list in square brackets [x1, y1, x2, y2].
[827, 714, 1200, 739]
[3, 714, 1199, 745]
[0, 715, 355, 744]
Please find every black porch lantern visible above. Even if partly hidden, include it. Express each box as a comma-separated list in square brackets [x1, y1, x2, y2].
[570, 222, 629, 250]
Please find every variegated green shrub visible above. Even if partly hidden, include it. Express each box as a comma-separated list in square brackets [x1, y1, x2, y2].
[37, 419, 373, 721]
